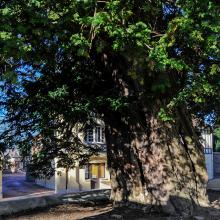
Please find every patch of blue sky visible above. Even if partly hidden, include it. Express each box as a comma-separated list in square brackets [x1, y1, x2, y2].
[208, 56, 220, 61]
[204, 112, 216, 127]
[162, 3, 181, 20]
[0, 62, 42, 132]
[174, 48, 183, 56]
[199, 64, 205, 72]
[16, 64, 42, 83]
[0, 112, 8, 135]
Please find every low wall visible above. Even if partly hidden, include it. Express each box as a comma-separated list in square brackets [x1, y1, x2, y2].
[0, 189, 111, 216]
[205, 152, 213, 179]
[214, 152, 220, 178]
[0, 170, 2, 199]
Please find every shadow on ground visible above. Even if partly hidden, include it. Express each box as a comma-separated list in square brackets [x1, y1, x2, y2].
[3, 190, 220, 220]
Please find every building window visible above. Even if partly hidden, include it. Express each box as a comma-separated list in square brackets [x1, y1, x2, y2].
[85, 163, 105, 179]
[85, 164, 90, 179]
[85, 126, 105, 144]
[86, 128, 94, 143]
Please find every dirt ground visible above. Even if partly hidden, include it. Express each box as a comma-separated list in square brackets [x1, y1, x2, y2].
[1, 203, 175, 220]
[2, 190, 220, 220]
[3, 203, 113, 220]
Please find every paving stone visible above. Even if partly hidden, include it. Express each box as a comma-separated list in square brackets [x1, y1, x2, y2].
[193, 216, 205, 220]
[81, 195, 91, 199]
[110, 214, 123, 219]
[209, 210, 220, 216]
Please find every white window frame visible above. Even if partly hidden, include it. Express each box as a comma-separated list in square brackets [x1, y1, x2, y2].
[85, 126, 105, 144]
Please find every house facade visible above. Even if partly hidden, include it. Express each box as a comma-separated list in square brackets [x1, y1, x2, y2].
[35, 127, 214, 193]
[0, 127, 215, 199]
[202, 130, 214, 180]
[35, 122, 111, 193]
[3, 149, 25, 174]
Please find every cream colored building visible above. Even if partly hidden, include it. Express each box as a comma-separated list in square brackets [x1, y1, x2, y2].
[35, 123, 111, 193]
[202, 130, 214, 180]
[0, 128, 215, 198]
[35, 127, 214, 193]
[3, 148, 25, 174]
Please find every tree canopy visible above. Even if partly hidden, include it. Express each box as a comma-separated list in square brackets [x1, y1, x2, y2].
[0, 0, 220, 173]
[0, 0, 219, 177]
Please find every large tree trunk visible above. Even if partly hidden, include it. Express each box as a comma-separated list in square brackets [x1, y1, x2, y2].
[104, 106, 209, 215]
[96, 51, 209, 215]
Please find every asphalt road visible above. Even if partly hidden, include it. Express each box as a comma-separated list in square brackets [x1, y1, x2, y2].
[2, 173, 53, 198]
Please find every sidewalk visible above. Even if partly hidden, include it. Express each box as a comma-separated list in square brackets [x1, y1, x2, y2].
[207, 178, 220, 190]
[0, 189, 110, 217]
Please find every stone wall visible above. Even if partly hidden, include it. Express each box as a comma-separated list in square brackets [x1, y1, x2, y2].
[205, 153, 214, 179]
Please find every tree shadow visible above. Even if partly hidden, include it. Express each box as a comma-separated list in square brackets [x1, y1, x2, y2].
[2, 190, 220, 219]
[80, 193, 220, 220]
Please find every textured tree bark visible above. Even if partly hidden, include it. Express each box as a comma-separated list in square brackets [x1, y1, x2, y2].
[104, 107, 209, 215]
[95, 50, 209, 215]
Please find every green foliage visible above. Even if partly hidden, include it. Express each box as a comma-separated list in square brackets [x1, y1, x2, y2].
[48, 85, 69, 100]
[0, 31, 12, 40]
[158, 108, 174, 122]
[107, 97, 129, 111]
[0, 0, 219, 177]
